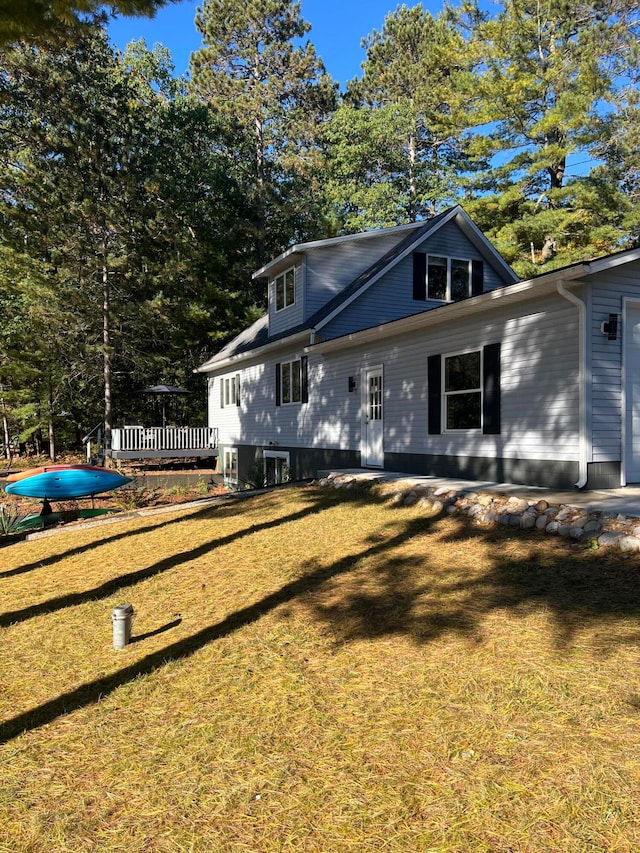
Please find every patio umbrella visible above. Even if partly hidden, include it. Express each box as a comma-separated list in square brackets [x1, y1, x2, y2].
[137, 384, 192, 428]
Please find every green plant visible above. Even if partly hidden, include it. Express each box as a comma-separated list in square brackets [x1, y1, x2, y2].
[112, 481, 157, 510]
[0, 503, 26, 534]
[240, 461, 267, 490]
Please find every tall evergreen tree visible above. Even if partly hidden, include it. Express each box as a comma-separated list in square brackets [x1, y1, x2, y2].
[324, 4, 478, 232]
[189, 0, 337, 277]
[0, 24, 241, 455]
[0, 0, 173, 45]
[457, 0, 640, 273]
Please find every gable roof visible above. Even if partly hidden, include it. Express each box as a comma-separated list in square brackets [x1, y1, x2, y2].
[194, 207, 520, 373]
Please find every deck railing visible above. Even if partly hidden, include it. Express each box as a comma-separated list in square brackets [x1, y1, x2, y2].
[111, 426, 218, 453]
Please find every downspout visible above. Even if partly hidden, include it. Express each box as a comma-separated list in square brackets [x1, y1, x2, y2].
[557, 281, 588, 489]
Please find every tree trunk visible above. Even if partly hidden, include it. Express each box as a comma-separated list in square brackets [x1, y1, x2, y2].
[102, 246, 112, 444]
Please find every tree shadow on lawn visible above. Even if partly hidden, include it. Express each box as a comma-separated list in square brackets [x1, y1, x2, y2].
[0, 503, 222, 580]
[2, 498, 640, 743]
[308, 517, 640, 651]
[0, 490, 338, 629]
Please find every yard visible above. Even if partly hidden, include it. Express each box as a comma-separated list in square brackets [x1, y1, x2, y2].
[0, 483, 639, 852]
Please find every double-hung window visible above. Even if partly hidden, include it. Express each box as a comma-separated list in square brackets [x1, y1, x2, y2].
[220, 374, 240, 408]
[443, 351, 482, 430]
[274, 267, 295, 311]
[275, 356, 308, 406]
[427, 343, 501, 435]
[281, 359, 301, 404]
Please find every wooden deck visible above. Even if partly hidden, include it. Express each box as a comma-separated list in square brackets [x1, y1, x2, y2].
[86, 426, 219, 461]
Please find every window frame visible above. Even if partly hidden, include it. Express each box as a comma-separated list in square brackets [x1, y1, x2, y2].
[264, 450, 290, 486]
[442, 349, 483, 433]
[220, 374, 240, 409]
[280, 359, 302, 405]
[223, 447, 238, 486]
[274, 266, 296, 312]
[427, 255, 471, 302]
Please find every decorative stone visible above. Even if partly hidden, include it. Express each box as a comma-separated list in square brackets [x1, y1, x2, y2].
[478, 495, 493, 506]
[507, 498, 529, 512]
[546, 521, 560, 534]
[569, 527, 585, 540]
[499, 514, 512, 526]
[618, 535, 640, 553]
[433, 487, 450, 496]
[558, 524, 572, 538]
[535, 500, 549, 512]
[556, 508, 573, 521]
[446, 504, 457, 514]
[391, 492, 405, 504]
[583, 520, 602, 534]
[431, 501, 444, 513]
[520, 512, 537, 529]
[510, 515, 522, 527]
[403, 492, 419, 506]
[535, 515, 549, 530]
[597, 531, 623, 548]
[570, 515, 589, 529]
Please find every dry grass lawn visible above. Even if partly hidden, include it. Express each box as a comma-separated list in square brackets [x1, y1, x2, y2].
[0, 483, 639, 852]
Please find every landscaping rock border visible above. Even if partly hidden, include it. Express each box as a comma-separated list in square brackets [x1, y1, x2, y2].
[315, 473, 640, 553]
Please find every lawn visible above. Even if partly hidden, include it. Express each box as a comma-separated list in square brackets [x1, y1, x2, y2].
[0, 483, 639, 852]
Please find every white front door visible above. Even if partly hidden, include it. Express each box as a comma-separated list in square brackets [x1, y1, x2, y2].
[363, 367, 384, 468]
[624, 303, 640, 483]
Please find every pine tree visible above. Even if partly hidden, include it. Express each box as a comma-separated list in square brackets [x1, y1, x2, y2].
[0, 0, 171, 45]
[458, 0, 640, 273]
[189, 0, 337, 274]
[324, 4, 478, 232]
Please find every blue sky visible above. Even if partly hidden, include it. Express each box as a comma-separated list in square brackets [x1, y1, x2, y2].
[107, 0, 444, 87]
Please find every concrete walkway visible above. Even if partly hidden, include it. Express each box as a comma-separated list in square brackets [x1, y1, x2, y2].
[318, 469, 640, 520]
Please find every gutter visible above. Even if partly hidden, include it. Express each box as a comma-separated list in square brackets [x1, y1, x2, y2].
[556, 280, 588, 489]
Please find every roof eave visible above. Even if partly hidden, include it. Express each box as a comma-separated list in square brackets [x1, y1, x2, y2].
[195, 328, 312, 374]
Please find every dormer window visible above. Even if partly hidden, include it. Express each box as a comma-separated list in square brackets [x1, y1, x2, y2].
[413, 253, 483, 302]
[274, 267, 295, 311]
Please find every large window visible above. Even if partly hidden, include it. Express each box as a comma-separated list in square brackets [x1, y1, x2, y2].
[274, 267, 295, 311]
[264, 451, 290, 486]
[444, 351, 481, 430]
[427, 344, 501, 436]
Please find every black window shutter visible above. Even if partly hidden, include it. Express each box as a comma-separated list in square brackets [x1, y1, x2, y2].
[275, 363, 281, 407]
[427, 354, 442, 435]
[220, 378, 224, 409]
[471, 259, 484, 296]
[235, 374, 241, 406]
[301, 356, 308, 403]
[413, 253, 427, 301]
[482, 343, 501, 434]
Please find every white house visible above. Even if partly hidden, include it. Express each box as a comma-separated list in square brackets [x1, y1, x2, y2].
[196, 205, 640, 490]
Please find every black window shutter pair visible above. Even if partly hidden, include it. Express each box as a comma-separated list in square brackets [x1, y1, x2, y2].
[427, 343, 500, 435]
[275, 357, 308, 406]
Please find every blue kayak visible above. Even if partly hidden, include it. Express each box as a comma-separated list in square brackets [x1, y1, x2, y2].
[4, 465, 131, 499]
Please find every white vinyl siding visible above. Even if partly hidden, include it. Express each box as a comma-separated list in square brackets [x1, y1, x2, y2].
[206, 293, 580, 465]
[590, 261, 640, 464]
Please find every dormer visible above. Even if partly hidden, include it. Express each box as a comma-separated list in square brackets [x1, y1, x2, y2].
[265, 257, 305, 338]
[254, 222, 426, 339]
